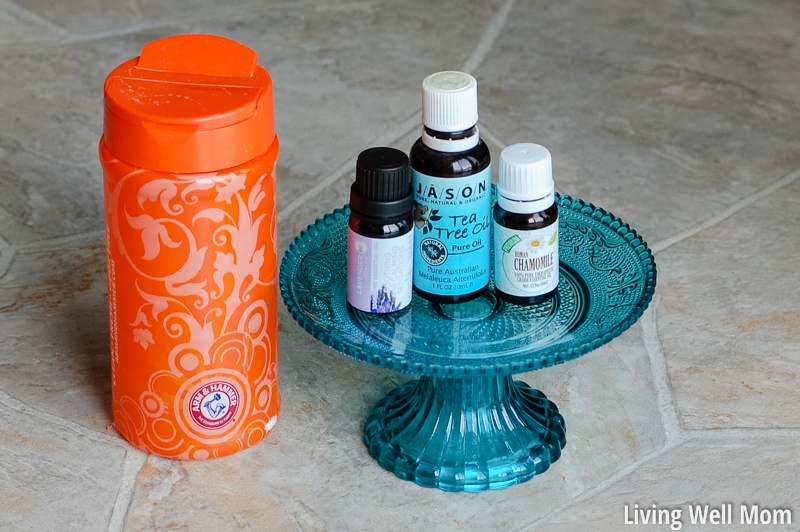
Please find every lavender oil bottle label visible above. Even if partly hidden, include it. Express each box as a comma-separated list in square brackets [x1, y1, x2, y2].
[412, 168, 491, 296]
[493, 220, 559, 297]
[347, 229, 413, 313]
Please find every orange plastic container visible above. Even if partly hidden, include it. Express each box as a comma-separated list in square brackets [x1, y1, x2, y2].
[100, 34, 280, 459]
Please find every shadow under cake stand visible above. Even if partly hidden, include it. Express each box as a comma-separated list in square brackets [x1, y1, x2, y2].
[280, 194, 656, 492]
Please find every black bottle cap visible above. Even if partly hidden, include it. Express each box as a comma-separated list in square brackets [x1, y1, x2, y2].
[350, 147, 413, 222]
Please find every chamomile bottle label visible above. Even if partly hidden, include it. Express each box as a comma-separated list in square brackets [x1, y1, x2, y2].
[412, 168, 491, 296]
[493, 220, 559, 297]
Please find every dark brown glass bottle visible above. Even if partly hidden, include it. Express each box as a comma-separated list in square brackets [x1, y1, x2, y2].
[410, 72, 492, 304]
[347, 147, 414, 314]
[493, 143, 559, 305]
[493, 203, 558, 305]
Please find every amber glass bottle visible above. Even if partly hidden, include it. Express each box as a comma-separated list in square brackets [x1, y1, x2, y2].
[493, 143, 559, 305]
[347, 147, 414, 314]
[410, 71, 492, 304]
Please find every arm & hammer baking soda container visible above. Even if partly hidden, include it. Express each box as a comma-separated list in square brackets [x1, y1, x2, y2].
[100, 34, 280, 459]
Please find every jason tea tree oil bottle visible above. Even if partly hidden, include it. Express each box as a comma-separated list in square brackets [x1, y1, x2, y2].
[347, 147, 414, 314]
[410, 71, 491, 303]
[493, 143, 559, 305]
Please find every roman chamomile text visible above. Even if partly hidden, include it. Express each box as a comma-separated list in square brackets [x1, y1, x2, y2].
[514, 251, 554, 275]
[624, 503, 792, 530]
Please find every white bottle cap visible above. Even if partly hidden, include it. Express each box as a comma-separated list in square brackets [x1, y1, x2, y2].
[497, 143, 555, 213]
[422, 71, 479, 132]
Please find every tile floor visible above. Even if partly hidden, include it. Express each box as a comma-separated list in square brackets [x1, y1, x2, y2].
[1, 0, 799, 530]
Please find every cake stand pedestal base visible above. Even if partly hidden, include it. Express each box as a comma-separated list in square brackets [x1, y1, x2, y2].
[364, 375, 566, 492]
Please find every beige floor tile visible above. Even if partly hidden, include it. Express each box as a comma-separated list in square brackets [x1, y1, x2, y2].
[657, 178, 800, 428]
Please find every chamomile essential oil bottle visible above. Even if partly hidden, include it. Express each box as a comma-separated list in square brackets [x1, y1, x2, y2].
[493, 143, 559, 305]
[347, 147, 414, 314]
[410, 71, 491, 303]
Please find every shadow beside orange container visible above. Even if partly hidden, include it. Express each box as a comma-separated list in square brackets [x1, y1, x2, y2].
[100, 34, 280, 459]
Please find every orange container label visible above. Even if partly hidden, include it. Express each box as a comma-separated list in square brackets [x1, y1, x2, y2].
[101, 140, 280, 459]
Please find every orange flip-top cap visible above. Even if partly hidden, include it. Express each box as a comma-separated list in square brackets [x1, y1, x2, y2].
[103, 34, 275, 174]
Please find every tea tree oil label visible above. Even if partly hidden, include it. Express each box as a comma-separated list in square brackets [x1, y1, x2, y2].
[347, 229, 413, 313]
[412, 167, 491, 296]
[494, 220, 559, 297]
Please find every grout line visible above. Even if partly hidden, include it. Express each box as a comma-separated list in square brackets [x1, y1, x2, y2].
[518, 170, 800, 529]
[1, 380, 147, 530]
[686, 427, 800, 438]
[107, 450, 148, 532]
[277, 0, 517, 225]
[461, 0, 517, 75]
[128, 0, 144, 19]
[0, 21, 189, 53]
[276, 111, 420, 224]
[0, 386, 125, 447]
[641, 294, 684, 446]
[58, 23, 173, 45]
[516, 295, 684, 530]
[0, 0, 70, 36]
[515, 442, 682, 532]
[0, 233, 15, 281]
[650, 167, 800, 254]
[519, 424, 800, 530]
[0, 0, 335, 53]
[12, 230, 105, 253]
[17, 143, 101, 172]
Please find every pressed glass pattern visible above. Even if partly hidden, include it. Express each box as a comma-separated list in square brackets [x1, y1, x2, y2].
[280, 193, 656, 491]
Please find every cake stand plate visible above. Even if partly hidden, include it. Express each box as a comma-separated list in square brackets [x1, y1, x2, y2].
[280, 194, 656, 491]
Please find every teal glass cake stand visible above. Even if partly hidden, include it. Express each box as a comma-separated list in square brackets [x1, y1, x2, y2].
[280, 194, 656, 492]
